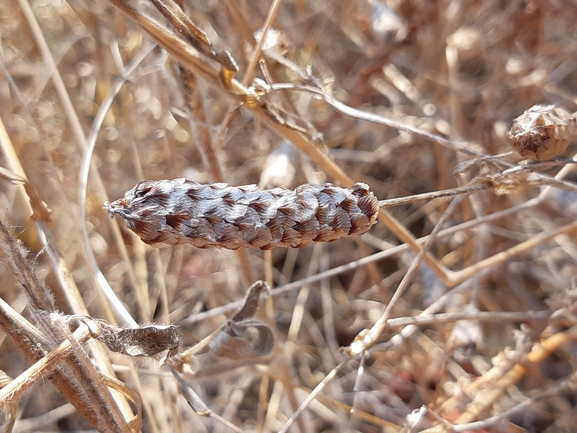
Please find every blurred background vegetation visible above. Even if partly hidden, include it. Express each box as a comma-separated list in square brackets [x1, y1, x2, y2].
[2, 0, 577, 432]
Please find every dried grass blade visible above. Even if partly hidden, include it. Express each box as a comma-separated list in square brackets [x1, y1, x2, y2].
[0, 166, 52, 224]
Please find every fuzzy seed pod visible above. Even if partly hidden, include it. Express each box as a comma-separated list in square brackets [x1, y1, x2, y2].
[507, 105, 577, 160]
[105, 178, 379, 249]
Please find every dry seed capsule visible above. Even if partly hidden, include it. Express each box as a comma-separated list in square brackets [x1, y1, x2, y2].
[106, 178, 379, 249]
[507, 105, 577, 160]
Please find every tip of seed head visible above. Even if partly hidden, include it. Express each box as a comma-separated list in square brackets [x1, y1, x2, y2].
[103, 201, 115, 219]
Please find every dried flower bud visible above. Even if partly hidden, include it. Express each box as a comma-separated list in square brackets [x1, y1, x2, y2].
[105, 179, 379, 249]
[507, 105, 577, 160]
[210, 319, 274, 360]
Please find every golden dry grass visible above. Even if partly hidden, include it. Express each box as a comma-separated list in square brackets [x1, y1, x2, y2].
[2, 0, 577, 432]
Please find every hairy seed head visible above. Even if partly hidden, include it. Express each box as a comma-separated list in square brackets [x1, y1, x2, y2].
[106, 178, 379, 249]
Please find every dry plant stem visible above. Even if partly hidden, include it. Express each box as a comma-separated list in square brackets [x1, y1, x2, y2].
[256, 250, 275, 433]
[320, 255, 339, 352]
[0, 221, 133, 431]
[348, 352, 367, 432]
[52, 322, 143, 431]
[181, 70, 225, 181]
[0, 304, 130, 432]
[0, 324, 91, 406]
[123, 367, 161, 433]
[276, 376, 306, 432]
[440, 324, 577, 427]
[440, 44, 461, 214]
[278, 359, 348, 433]
[16, 0, 86, 157]
[367, 266, 496, 358]
[0, 297, 51, 359]
[450, 218, 577, 285]
[19, 0, 141, 309]
[255, 373, 269, 433]
[105, 0, 451, 283]
[242, 0, 284, 87]
[183, 241, 486, 326]
[264, 368, 402, 431]
[149, 0, 238, 73]
[275, 245, 324, 433]
[108, 0, 234, 93]
[224, 0, 255, 43]
[265, 83, 481, 158]
[0, 227, 53, 313]
[348, 196, 464, 356]
[153, 250, 171, 324]
[57, 321, 142, 432]
[168, 367, 244, 433]
[378, 183, 491, 208]
[451, 379, 577, 432]
[446, 44, 464, 140]
[263, 380, 284, 431]
[36, 225, 140, 421]
[384, 311, 548, 330]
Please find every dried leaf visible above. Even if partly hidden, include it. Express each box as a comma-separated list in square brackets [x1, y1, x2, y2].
[85, 319, 180, 361]
[230, 280, 268, 322]
[210, 281, 274, 360]
[210, 319, 274, 360]
[149, 0, 238, 73]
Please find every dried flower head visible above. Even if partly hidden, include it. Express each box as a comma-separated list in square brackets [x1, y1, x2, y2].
[105, 178, 379, 249]
[507, 105, 577, 160]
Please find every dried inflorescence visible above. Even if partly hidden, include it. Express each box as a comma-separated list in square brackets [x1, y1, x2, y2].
[507, 105, 577, 160]
[105, 178, 379, 249]
[173, 281, 274, 377]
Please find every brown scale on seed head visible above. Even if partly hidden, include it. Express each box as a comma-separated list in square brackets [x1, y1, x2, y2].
[105, 178, 379, 250]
